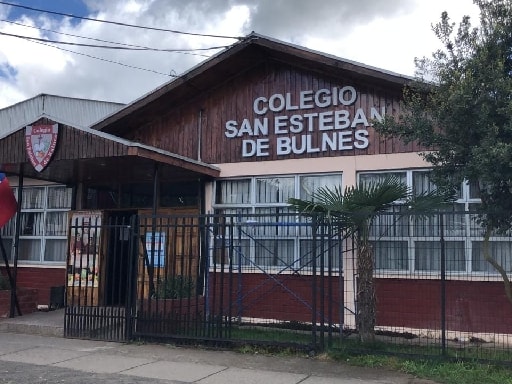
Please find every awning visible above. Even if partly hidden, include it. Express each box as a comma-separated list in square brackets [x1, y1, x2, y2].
[0, 119, 219, 184]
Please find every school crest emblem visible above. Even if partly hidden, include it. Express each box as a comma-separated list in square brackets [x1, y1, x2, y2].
[25, 124, 59, 172]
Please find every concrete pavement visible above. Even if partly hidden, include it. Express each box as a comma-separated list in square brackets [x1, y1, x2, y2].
[0, 331, 438, 383]
[0, 309, 438, 383]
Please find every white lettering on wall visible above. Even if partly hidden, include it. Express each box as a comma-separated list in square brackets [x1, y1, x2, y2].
[225, 85, 385, 157]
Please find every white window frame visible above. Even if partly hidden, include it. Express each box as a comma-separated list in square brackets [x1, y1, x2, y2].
[212, 173, 343, 272]
[0, 185, 72, 265]
[359, 169, 509, 277]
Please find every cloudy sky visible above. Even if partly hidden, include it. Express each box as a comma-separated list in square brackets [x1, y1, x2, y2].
[0, 0, 480, 109]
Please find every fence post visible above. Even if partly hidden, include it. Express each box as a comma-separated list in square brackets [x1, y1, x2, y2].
[311, 214, 318, 349]
[125, 214, 138, 340]
[440, 212, 446, 356]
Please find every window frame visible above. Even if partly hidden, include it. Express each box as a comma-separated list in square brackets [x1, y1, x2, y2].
[358, 169, 508, 276]
[212, 173, 343, 272]
[0, 185, 72, 265]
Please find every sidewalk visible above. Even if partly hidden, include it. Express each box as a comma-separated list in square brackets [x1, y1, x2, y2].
[0, 311, 437, 383]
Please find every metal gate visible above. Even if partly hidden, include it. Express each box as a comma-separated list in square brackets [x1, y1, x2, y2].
[64, 212, 137, 341]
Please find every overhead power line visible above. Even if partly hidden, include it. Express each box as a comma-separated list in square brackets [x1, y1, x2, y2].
[0, 18, 167, 51]
[0, 1, 243, 40]
[0, 30, 229, 52]
[28, 38, 177, 77]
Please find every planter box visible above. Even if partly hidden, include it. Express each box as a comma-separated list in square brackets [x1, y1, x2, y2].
[0, 288, 38, 317]
[136, 296, 205, 335]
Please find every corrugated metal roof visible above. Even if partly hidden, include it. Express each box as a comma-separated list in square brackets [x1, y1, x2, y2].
[0, 93, 124, 136]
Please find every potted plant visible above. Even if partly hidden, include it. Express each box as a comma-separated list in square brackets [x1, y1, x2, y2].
[137, 275, 204, 335]
[155, 275, 194, 299]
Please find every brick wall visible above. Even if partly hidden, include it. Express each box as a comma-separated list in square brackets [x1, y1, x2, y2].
[209, 273, 343, 324]
[376, 278, 512, 334]
[0, 288, 37, 317]
[0, 267, 66, 306]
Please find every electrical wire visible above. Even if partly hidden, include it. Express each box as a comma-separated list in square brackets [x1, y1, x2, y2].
[0, 30, 229, 51]
[0, 18, 167, 51]
[26, 37, 177, 77]
[0, 1, 243, 40]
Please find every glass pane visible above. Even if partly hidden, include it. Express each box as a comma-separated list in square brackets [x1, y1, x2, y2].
[469, 180, 480, 199]
[18, 239, 41, 261]
[85, 187, 119, 209]
[256, 177, 294, 203]
[254, 239, 294, 268]
[372, 207, 409, 237]
[443, 204, 466, 237]
[212, 237, 251, 266]
[472, 241, 512, 273]
[300, 238, 341, 270]
[120, 183, 153, 208]
[22, 187, 45, 209]
[413, 171, 436, 195]
[468, 203, 485, 236]
[374, 240, 408, 270]
[0, 215, 17, 237]
[20, 212, 45, 236]
[44, 239, 67, 262]
[47, 186, 72, 209]
[359, 172, 406, 187]
[216, 179, 251, 204]
[0, 238, 13, 262]
[300, 174, 341, 201]
[45, 212, 68, 236]
[160, 181, 199, 207]
[415, 241, 465, 271]
[254, 207, 296, 237]
[414, 204, 465, 237]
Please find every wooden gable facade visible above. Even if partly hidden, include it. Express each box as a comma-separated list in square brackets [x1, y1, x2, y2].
[93, 34, 420, 166]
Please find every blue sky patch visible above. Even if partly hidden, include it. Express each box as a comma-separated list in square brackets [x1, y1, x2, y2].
[7, 0, 89, 25]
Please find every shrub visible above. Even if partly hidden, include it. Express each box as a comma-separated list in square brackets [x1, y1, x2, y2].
[155, 275, 194, 299]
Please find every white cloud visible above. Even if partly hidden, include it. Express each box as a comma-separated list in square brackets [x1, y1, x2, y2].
[0, 0, 481, 109]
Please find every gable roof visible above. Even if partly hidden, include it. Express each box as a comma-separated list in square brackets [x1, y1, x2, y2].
[92, 32, 413, 135]
[0, 93, 124, 137]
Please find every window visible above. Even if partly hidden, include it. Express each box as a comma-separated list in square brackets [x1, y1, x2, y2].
[0, 185, 72, 263]
[213, 174, 342, 271]
[360, 169, 510, 275]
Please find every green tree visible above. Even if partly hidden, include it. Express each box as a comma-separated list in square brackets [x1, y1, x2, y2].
[375, 0, 512, 304]
[288, 178, 449, 343]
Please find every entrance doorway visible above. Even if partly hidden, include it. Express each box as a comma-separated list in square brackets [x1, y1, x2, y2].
[104, 210, 137, 306]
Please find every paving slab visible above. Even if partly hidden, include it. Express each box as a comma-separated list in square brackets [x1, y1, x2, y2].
[197, 367, 307, 384]
[0, 346, 89, 365]
[122, 360, 227, 382]
[301, 376, 390, 384]
[53, 353, 153, 374]
[0, 343, 33, 356]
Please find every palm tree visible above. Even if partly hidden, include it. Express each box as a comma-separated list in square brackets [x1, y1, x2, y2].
[288, 177, 450, 343]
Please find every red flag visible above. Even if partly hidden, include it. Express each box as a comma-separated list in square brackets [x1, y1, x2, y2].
[0, 173, 17, 229]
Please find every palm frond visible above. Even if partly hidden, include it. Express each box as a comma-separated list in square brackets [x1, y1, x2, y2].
[405, 188, 456, 214]
[343, 176, 409, 214]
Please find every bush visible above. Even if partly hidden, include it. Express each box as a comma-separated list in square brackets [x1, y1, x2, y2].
[155, 275, 194, 299]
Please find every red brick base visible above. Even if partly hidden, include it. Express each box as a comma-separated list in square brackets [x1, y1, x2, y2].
[0, 288, 38, 317]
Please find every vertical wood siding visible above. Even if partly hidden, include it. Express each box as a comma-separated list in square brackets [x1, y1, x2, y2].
[121, 61, 418, 165]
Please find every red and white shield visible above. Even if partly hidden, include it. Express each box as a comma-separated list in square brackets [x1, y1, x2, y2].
[25, 124, 59, 172]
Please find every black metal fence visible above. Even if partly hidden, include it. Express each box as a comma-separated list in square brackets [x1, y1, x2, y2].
[134, 213, 344, 350]
[63, 211, 512, 362]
